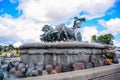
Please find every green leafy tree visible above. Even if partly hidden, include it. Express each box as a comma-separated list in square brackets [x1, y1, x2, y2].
[14, 48, 20, 56]
[8, 44, 14, 51]
[0, 45, 3, 55]
[3, 45, 9, 52]
[91, 34, 114, 45]
[91, 35, 97, 42]
[3, 44, 14, 52]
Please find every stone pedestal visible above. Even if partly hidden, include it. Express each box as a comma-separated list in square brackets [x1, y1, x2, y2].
[20, 42, 108, 66]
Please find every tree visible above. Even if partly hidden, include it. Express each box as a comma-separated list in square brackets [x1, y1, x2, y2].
[8, 44, 14, 51]
[91, 35, 97, 42]
[3, 45, 9, 52]
[2, 44, 14, 52]
[14, 48, 20, 56]
[0, 45, 3, 55]
[91, 34, 114, 45]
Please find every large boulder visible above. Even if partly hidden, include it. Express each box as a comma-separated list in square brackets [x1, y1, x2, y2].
[63, 64, 73, 72]
[26, 63, 36, 76]
[84, 61, 93, 69]
[73, 61, 85, 70]
[15, 70, 25, 78]
[7, 62, 14, 72]
[14, 61, 20, 68]
[9, 67, 16, 74]
[18, 63, 25, 70]
[21, 67, 27, 73]
[45, 64, 53, 74]
[55, 65, 63, 73]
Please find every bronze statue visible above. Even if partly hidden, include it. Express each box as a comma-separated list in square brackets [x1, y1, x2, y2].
[40, 17, 86, 42]
[40, 25, 58, 42]
[73, 17, 86, 41]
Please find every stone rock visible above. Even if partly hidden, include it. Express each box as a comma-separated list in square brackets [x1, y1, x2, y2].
[28, 70, 39, 77]
[18, 63, 25, 70]
[15, 70, 25, 78]
[26, 63, 35, 76]
[25, 63, 39, 76]
[21, 67, 26, 73]
[35, 64, 43, 76]
[32, 70, 39, 76]
[105, 52, 115, 58]
[14, 61, 19, 68]
[9, 67, 16, 74]
[55, 65, 63, 73]
[73, 61, 85, 70]
[105, 58, 112, 65]
[7, 62, 14, 72]
[112, 57, 119, 64]
[84, 62, 93, 69]
[1, 64, 8, 70]
[98, 59, 105, 66]
[9, 74, 16, 80]
[45, 64, 53, 74]
[51, 70, 58, 74]
[92, 59, 100, 67]
[42, 70, 48, 75]
[63, 64, 73, 72]
[35, 64, 43, 71]
[1, 59, 5, 65]
[28, 63, 35, 70]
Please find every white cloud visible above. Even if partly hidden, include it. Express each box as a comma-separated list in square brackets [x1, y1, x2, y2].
[81, 26, 98, 42]
[97, 18, 120, 46]
[18, 0, 115, 22]
[0, 15, 43, 44]
[113, 40, 120, 47]
[13, 41, 23, 47]
[98, 19, 106, 27]
[0, 0, 116, 45]
[106, 18, 120, 35]
[99, 18, 120, 35]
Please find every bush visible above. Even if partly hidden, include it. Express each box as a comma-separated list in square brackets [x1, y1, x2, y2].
[0, 51, 3, 55]
[16, 50, 20, 56]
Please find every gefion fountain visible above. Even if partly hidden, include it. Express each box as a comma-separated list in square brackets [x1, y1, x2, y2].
[20, 42, 108, 67]
[20, 17, 109, 68]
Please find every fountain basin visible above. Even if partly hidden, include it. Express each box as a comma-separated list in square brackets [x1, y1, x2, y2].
[20, 42, 108, 66]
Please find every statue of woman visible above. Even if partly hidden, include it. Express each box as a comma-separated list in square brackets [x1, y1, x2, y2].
[73, 17, 86, 42]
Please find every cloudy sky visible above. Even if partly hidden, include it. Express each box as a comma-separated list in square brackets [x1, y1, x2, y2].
[0, 0, 120, 47]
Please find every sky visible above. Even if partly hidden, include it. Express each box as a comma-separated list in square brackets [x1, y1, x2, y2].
[0, 0, 120, 47]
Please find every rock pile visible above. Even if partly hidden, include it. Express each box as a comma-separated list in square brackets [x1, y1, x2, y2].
[0, 55, 119, 79]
